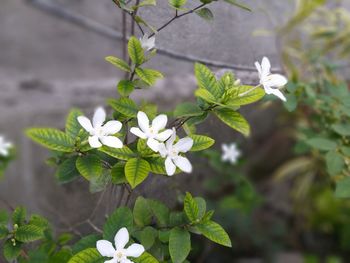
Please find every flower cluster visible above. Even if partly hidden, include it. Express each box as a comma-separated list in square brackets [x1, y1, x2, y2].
[77, 56, 287, 177]
[78, 109, 193, 176]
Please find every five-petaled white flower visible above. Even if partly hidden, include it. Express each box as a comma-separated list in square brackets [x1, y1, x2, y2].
[96, 227, 145, 263]
[77, 107, 123, 149]
[221, 143, 241, 164]
[139, 34, 155, 51]
[0, 136, 12, 157]
[158, 128, 193, 176]
[255, 57, 288, 101]
[130, 111, 173, 152]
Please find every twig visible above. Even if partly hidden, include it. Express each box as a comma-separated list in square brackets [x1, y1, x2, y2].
[149, 4, 206, 38]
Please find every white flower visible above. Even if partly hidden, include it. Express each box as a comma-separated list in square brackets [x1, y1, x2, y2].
[255, 57, 288, 101]
[96, 227, 145, 263]
[0, 136, 12, 157]
[139, 34, 155, 51]
[221, 143, 241, 164]
[77, 107, 123, 149]
[130, 111, 172, 152]
[158, 128, 193, 176]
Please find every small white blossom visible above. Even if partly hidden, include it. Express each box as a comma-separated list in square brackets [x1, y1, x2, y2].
[96, 227, 145, 263]
[255, 57, 288, 101]
[139, 34, 155, 51]
[0, 136, 12, 157]
[159, 128, 193, 176]
[130, 111, 172, 152]
[77, 107, 123, 149]
[221, 143, 241, 164]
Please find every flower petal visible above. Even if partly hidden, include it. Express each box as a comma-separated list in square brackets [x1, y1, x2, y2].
[261, 57, 271, 77]
[158, 143, 167, 158]
[165, 157, 176, 176]
[147, 138, 160, 152]
[77, 116, 94, 133]
[103, 121, 122, 135]
[264, 74, 288, 88]
[174, 137, 193, 153]
[151, 114, 167, 132]
[254, 61, 262, 78]
[93, 107, 106, 128]
[114, 227, 129, 250]
[96, 240, 115, 257]
[130, 127, 147, 139]
[155, 129, 172, 142]
[89, 136, 102, 148]
[125, 244, 145, 258]
[105, 259, 118, 263]
[101, 136, 123, 148]
[166, 128, 176, 149]
[173, 156, 192, 173]
[264, 86, 286, 101]
[137, 111, 150, 133]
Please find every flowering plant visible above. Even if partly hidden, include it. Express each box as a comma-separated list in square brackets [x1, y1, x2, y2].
[0, 0, 289, 262]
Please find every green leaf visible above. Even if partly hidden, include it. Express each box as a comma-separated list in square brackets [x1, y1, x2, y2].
[194, 197, 206, 219]
[284, 94, 298, 112]
[108, 98, 138, 117]
[135, 68, 163, 86]
[133, 252, 160, 263]
[195, 7, 214, 21]
[332, 123, 350, 136]
[197, 220, 232, 247]
[12, 206, 26, 226]
[65, 108, 84, 139]
[146, 157, 167, 175]
[68, 248, 103, 263]
[0, 225, 9, 239]
[89, 170, 111, 193]
[105, 56, 131, 72]
[139, 226, 157, 249]
[341, 146, 350, 157]
[26, 128, 75, 152]
[306, 138, 337, 151]
[15, 225, 44, 242]
[214, 108, 250, 136]
[335, 177, 350, 198]
[118, 80, 135, 97]
[128, 36, 144, 65]
[133, 197, 152, 227]
[189, 134, 215, 151]
[72, 235, 101, 254]
[55, 156, 80, 184]
[223, 0, 251, 11]
[125, 158, 151, 188]
[184, 192, 199, 222]
[137, 139, 155, 157]
[169, 227, 191, 263]
[326, 151, 345, 176]
[194, 63, 223, 99]
[194, 88, 217, 104]
[99, 145, 135, 160]
[227, 85, 265, 106]
[0, 209, 9, 225]
[170, 212, 187, 227]
[76, 155, 102, 180]
[148, 200, 170, 227]
[137, 0, 157, 8]
[29, 214, 50, 230]
[103, 207, 133, 241]
[3, 240, 21, 261]
[174, 103, 203, 118]
[111, 162, 127, 184]
[169, 0, 187, 9]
